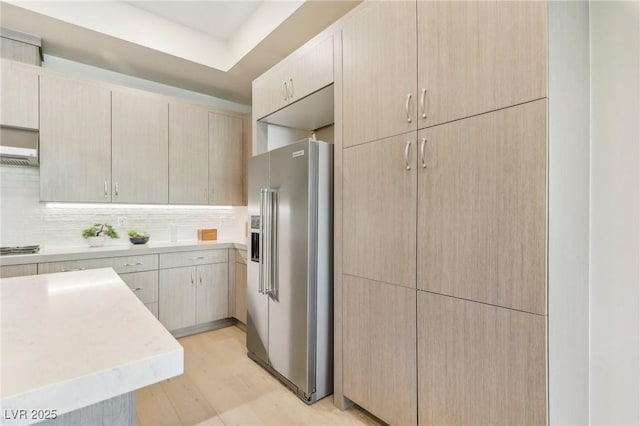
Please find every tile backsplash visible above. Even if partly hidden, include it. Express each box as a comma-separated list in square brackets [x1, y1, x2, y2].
[0, 165, 248, 249]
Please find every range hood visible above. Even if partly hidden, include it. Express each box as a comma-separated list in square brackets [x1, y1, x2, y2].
[0, 126, 39, 166]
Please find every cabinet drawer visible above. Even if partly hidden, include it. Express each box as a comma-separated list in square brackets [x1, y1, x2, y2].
[145, 302, 159, 319]
[0, 264, 38, 278]
[38, 254, 158, 275]
[159, 249, 228, 269]
[112, 255, 158, 273]
[236, 249, 247, 265]
[120, 271, 158, 304]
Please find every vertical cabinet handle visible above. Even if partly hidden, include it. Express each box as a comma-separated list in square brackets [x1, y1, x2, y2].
[190, 271, 194, 285]
[114, 182, 119, 197]
[404, 140, 412, 171]
[288, 78, 294, 99]
[199, 272, 202, 284]
[405, 93, 412, 123]
[104, 180, 108, 198]
[420, 138, 427, 168]
[282, 81, 288, 102]
[420, 88, 427, 119]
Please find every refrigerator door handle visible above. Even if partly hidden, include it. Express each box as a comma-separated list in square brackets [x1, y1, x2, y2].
[259, 188, 265, 294]
[267, 190, 279, 296]
[264, 188, 270, 295]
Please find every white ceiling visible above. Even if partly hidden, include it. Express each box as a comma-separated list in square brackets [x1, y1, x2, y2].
[0, 1, 360, 105]
[124, 1, 262, 41]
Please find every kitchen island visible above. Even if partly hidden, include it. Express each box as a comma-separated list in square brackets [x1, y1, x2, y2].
[0, 268, 183, 426]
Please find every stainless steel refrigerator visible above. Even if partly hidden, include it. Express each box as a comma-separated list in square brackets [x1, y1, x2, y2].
[247, 138, 333, 404]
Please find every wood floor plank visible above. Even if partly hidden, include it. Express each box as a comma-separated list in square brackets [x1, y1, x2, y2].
[160, 373, 224, 426]
[137, 326, 380, 426]
[137, 382, 182, 426]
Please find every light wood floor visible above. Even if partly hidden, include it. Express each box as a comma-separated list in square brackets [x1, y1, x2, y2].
[136, 325, 381, 426]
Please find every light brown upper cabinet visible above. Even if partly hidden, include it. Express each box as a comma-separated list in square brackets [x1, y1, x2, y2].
[169, 102, 209, 204]
[40, 74, 112, 202]
[417, 0, 547, 128]
[417, 100, 547, 314]
[287, 36, 334, 104]
[252, 36, 333, 121]
[342, 2, 417, 148]
[0, 59, 39, 129]
[252, 67, 289, 122]
[342, 133, 417, 289]
[112, 90, 169, 204]
[209, 112, 243, 205]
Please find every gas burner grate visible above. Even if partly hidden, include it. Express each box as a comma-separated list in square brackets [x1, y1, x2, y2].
[0, 245, 41, 255]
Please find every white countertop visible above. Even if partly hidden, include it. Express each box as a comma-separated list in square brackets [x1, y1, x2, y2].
[0, 240, 248, 266]
[0, 268, 184, 425]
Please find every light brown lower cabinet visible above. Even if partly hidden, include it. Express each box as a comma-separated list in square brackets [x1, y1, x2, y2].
[159, 263, 228, 332]
[418, 291, 546, 426]
[195, 263, 229, 324]
[234, 261, 247, 324]
[119, 270, 159, 318]
[343, 275, 417, 426]
[0, 264, 37, 278]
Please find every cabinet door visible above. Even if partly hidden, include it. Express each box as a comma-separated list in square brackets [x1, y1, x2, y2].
[418, 291, 546, 425]
[0, 59, 38, 129]
[120, 270, 158, 304]
[417, 101, 546, 314]
[196, 263, 229, 324]
[289, 36, 334, 102]
[0, 264, 37, 278]
[234, 261, 247, 324]
[169, 102, 209, 204]
[417, 0, 547, 128]
[159, 266, 196, 331]
[343, 275, 417, 426]
[40, 74, 112, 202]
[209, 113, 243, 205]
[252, 68, 289, 120]
[343, 133, 417, 289]
[342, 1, 417, 147]
[112, 90, 168, 203]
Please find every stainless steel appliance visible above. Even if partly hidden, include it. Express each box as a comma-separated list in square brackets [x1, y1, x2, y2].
[247, 138, 333, 404]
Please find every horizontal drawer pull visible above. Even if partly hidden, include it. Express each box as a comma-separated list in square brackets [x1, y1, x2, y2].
[189, 256, 206, 260]
[61, 268, 85, 272]
[123, 262, 143, 266]
[131, 287, 142, 292]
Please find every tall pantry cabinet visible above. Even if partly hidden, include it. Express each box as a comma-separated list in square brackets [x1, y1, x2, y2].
[335, 1, 589, 425]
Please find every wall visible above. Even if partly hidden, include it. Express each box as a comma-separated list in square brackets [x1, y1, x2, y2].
[589, 2, 640, 425]
[547, 2, 591, 424]
[0, 165, 247, 249]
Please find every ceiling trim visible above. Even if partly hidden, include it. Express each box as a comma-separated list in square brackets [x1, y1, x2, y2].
[5, 0, 304, 71]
